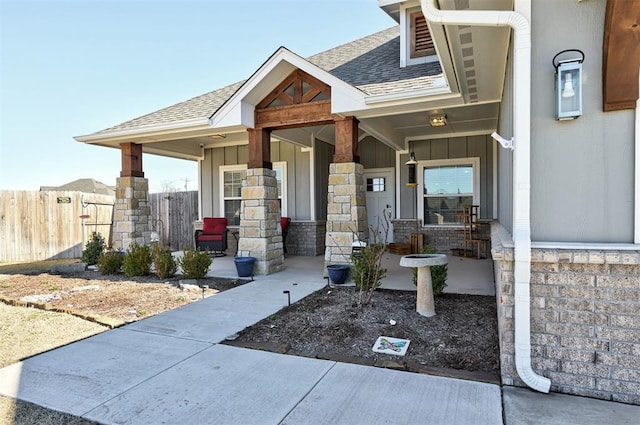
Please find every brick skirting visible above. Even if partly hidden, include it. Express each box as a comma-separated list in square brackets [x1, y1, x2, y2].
[492, 223, 640, 405]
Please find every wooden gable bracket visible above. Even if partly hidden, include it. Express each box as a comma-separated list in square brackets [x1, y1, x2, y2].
[603, 0, 640, 112]
[249, 68, 358, 167]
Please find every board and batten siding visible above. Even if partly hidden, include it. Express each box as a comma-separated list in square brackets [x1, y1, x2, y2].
[359, 136, 395, 169]
[399, 135, 495, 221]
[200, 141, 312, 220]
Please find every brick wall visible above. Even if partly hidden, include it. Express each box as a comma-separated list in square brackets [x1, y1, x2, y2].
[492, 223, 640, 405]
[286, 221, 326, 256]
[393, 219, 491, 253]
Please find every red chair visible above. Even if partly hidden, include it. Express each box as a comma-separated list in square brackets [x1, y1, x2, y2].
[194, 217, 228, 256]
[281, 217, 291, 254]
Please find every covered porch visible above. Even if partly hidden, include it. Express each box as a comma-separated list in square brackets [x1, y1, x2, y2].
[178, 250, 495, 297]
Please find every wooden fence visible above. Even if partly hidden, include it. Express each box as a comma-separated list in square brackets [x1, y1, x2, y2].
[149, 191, 199, 251]
[0, 190, 199, 262]
[0, 191, 115, 262]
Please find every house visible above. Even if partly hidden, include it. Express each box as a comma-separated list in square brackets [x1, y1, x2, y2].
[40, 178, 116, 196]
[75, 0, 640, 405]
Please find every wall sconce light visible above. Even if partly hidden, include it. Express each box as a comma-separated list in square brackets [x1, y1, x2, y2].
[429, 113, 447, 127]
[406, 152, 418, 187]
[553, 49, 584, 120]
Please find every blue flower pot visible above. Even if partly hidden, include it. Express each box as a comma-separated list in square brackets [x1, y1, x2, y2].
[327, 264, 350, 284]
[234, 256, 256, 277]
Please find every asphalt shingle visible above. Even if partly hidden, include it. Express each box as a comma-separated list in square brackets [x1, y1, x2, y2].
[92, 25, 442, 135]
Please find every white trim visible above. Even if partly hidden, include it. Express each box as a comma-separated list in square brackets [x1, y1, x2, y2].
[219, 163, 287, 222]
[531, 241, 640, 251]
[219, 164, 246, 225]
[405, 129, 495, 143]
[493, 140, 498, 219]
[74, 118, 211, 142]
[635, 69, 640, 243]
[274, 161, 288, 217]
[417, 157, 480, 226]
[309, 134, 316, 221]
[395, 150, 409, 218]
[209, 47, 367, 130]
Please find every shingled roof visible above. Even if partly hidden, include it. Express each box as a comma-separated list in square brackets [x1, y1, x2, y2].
[40, 178, 116, 196]
[93, 26, 442, 135]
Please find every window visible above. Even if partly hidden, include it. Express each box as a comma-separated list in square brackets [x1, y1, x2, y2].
[220, 163, 286, 226]
[367, 177, 385, 192]
[410, 12, 435, 59]
[419, 158, 479, 226]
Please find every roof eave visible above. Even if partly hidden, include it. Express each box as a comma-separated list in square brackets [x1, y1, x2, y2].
[74, 117, 211, 144]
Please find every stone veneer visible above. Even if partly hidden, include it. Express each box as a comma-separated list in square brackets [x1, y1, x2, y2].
[324, 163, 367, 268]
[492, 223, 640, 405]
[238, 168, 284, 275]
[393, 219, 491, 253]
[112, 176, 151, 251]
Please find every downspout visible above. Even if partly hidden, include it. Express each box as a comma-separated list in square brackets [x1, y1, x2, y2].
[420, 0, 551, 393]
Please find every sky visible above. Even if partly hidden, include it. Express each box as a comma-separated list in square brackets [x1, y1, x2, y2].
[0, 0, 394, 193]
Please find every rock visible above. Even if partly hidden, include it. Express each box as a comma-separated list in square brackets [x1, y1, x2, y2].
[20, 293, 62, 303]
[71, 285, 101, 292]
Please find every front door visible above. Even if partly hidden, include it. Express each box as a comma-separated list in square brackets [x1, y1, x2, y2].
[364, 168, 395, 243]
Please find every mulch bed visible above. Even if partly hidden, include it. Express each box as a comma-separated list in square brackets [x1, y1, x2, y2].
[224, 286, 501, 383]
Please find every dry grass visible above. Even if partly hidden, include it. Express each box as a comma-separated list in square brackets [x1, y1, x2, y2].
[0, 259, 246, 424]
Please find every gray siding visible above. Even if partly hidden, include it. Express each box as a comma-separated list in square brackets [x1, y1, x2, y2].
[359, 136, 395, 169]
[530, 0, 635, 243]
[314, 139, 334, 220]
[199, 141, 311, 220]
[497, 39, 514, 233]
[400, 135, 495, 220]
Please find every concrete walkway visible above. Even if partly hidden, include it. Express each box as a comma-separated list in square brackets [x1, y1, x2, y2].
[1, 255, 638, 424]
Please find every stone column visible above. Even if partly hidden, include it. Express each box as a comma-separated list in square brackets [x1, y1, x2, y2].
[324, 162, 367, 270]
[112, 176, 151, 251]
[238, 168, 284, 275]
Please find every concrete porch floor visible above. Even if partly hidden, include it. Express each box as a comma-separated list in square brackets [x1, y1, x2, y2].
[188, 250, 496, 296]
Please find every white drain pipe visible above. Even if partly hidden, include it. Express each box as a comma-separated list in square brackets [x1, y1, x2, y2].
[420, 0, 551, 393]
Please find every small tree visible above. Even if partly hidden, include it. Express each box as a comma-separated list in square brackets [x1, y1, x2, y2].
[82, 232, 105, 265]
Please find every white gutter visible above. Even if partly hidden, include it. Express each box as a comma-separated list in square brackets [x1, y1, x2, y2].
[420, 0, 551, 393]
[635, 70, 640, 243]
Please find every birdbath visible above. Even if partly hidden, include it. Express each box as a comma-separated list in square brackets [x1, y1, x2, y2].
[400, 254, 448, 317]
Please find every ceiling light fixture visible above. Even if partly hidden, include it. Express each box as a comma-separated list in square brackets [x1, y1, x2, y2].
[429, 113, 447, 127]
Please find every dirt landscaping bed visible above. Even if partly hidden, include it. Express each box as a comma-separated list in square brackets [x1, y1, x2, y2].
[225, 285, 500, 383]
[0, 269, 248, 327]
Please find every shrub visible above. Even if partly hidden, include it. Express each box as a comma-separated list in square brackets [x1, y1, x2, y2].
[82, 232, 105, 265]
[412, 245, 448, 295]
[178, 248, 212, 279]
[97, 249, 124, 275]
[122, 243, 152, 276]
[351, 242, 387, 294]
[152, 244, 177, 279]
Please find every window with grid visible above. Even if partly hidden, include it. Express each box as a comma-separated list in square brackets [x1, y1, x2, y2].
[220, 163, 286, 225]
[421, 159, 478, 225]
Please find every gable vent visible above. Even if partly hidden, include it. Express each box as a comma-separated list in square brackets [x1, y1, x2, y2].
[410, 12, 435, 58]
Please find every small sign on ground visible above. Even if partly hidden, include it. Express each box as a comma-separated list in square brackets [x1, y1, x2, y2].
[372, 336, 410, 356]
